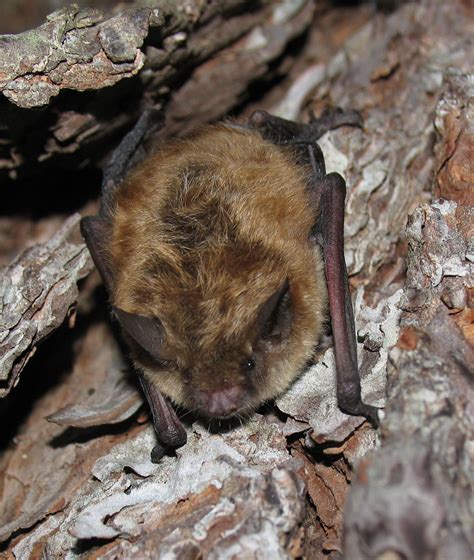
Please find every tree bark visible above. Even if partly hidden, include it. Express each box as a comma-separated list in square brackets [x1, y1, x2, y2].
[0, 1, 472, 558]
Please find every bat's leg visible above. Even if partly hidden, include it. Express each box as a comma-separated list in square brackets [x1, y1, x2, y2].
[315, 170, 379, 426]
[138, 373, 187, 462]
[249, 108, 362, 144]
[100, 109, 163, 218]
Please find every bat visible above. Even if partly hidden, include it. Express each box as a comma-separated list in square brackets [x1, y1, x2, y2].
[81, 108, 378, 461]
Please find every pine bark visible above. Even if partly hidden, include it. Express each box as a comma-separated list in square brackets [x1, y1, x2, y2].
[0, 1, 472, 558]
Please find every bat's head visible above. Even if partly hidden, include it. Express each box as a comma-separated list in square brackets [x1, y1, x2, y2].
[108, 243, 325, 420]
[82, 215, 325, 421]
[81, 124, 327, 420]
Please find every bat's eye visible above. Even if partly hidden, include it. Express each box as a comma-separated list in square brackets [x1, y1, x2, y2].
[243, 358, 255, 371]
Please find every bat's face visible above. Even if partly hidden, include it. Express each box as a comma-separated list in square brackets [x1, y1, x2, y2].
[117, 261, 326, 419]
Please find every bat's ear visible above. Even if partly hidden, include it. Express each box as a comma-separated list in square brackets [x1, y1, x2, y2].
[112, 306, 174, 363]
[82, 216, 174, 363]
[255, 279, 291, 344]
[81, 216, 114, 291]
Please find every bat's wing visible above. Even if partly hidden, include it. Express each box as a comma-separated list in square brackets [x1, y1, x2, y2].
[81, 111, 188, 459]
[250, 110, 379, 426]
[315, 170, 379, 424]
[100, 109, 163, 219]
[82, 108, 164, 288]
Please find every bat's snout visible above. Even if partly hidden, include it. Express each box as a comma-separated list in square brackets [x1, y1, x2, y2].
[199, 385, 245, 418]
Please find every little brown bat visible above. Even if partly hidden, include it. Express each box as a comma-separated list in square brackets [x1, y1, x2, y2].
[82, 109, 378, 461]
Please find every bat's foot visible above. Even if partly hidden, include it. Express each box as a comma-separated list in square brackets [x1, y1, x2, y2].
[249, 108, 362, 177]
[249, 107, 363, 145]
[307, 106, 363, 137]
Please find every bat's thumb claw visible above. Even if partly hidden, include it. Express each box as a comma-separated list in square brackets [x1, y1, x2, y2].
[357, 404, 381, 428]
[151, 443, 167, 463]
[341, 401, 381, 428]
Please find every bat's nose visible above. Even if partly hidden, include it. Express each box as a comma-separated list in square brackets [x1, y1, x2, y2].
[203, 386, 244, 417]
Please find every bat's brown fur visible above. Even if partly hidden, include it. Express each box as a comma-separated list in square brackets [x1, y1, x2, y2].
[107, 123, 327, 416]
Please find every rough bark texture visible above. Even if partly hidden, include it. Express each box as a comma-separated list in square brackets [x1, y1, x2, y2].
[0, 215, 93, 397]
[345, 197, 473, 559]
[0, 0, 472, 558]
[0, 0, 313, 181]
[343, 20, 474, 560]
